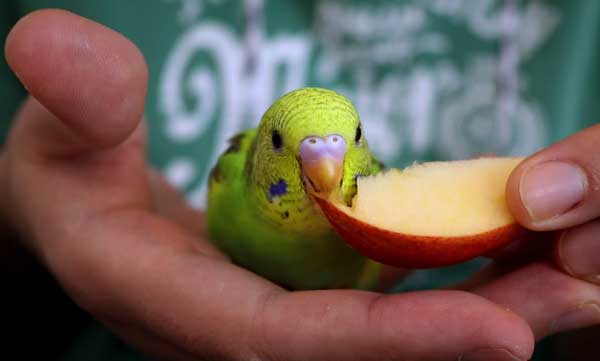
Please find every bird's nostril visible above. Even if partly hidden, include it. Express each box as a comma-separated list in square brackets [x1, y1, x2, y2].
[309, 138, 317, 144]
[332, 137, 338, 143]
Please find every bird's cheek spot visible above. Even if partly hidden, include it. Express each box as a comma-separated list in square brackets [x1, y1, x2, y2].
[268, 179, 288, 202]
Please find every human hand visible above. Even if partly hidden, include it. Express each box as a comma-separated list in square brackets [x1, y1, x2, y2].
[1, 10, 534, 361]
[507, 124, 600, 282]
[451, 128, 600, 346]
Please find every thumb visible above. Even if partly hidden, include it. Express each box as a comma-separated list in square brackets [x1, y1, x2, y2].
[1, 9, 149, 255]
[4, 9, 148, 157]
[506, 125, 600, 231]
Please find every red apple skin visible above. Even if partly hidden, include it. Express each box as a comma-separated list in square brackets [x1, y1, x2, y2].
[314, 197, 527, 269]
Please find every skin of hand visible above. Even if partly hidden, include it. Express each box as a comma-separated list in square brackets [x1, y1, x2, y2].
[471, 125, 600, 339]
[0, 9, 537, 361]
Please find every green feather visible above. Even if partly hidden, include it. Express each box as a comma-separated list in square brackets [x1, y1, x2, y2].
[207, 88, 383, 290]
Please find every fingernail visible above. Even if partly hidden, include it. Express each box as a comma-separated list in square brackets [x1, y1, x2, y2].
[558, 222, 600, 279]
[460, 348, 521, 361]
[551, 302, 600, 333]
[520, 162, 586, 222]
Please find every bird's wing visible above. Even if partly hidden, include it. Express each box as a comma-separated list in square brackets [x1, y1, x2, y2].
[206, 129, 257, 239]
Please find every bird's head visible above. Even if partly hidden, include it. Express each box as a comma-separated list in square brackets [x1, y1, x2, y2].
[249, 88, 374, 206]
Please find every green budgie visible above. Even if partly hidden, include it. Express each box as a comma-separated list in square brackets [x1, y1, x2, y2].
[206, 87, 384, 290]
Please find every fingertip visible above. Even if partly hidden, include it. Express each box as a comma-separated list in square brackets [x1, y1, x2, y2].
[485, 301, 535, 361]
[554, 221, 600, 283]
[394, 291, 535, 360]
[475, 261, 600, 340]
[5, 9, 148, 149]
[554, 230, 571, 275]
[444, 291, 535, 361]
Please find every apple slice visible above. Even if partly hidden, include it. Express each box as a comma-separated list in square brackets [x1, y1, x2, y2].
[315, 157, 527, 268]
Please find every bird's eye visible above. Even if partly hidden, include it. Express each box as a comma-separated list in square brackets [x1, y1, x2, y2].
[354, 125, 362, 145]
[272, 130, 283, 150]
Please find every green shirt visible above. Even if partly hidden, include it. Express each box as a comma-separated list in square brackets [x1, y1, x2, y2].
[2, 1, 599, 360]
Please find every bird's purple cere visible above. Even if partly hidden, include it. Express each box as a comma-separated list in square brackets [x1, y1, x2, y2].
[269, 179, 287, 201]
[299, 134, 346, 164]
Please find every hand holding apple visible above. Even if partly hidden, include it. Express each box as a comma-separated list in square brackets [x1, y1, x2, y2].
[505, 126, 600, 282]
[315, 127, 600, 346]
[454, 127, 600, 344]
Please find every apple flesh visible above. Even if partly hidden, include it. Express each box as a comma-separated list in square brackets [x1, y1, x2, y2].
[315, 157, 527, 268]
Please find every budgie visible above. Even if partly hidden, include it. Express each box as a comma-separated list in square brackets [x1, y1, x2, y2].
[206, 87, 384, 290]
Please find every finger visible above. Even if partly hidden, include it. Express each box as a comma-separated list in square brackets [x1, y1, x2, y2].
[255, 290, 533, 361]
[45, 206, 533, 361]
[506, 125, 600, 230]
[1, 9, 149, 253]
[474, 261, 600, 340]
[1, 100, 150, 255]
[555, 220, 600, 285]
[4, 9, 147, 156]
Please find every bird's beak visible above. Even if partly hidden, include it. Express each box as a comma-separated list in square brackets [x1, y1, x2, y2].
[303, 157, 344, 195]
[299, 134, 347, 197]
